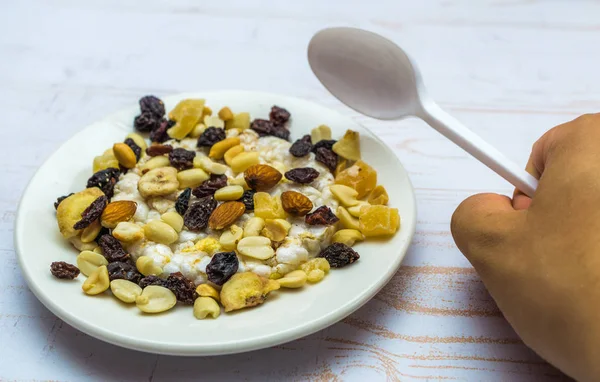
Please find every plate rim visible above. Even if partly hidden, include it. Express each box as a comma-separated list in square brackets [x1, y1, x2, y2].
[14, 90, 417, 356]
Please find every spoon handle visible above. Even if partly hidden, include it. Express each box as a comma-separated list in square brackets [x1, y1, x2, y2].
[418, 100, 538, 197]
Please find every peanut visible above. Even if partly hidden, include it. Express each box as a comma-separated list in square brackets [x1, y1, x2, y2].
[143, 220, 179, 245]
[332, 229, 365, 247]
[311, 124, 332, 143]
[136, 285, 177, 313]
[329, 184, 359, 207]
[224, 112, 250, 130]
[82, 265, 110, 295]
[230, 152, 260, 173]
[218, 106, 234, 121]
[228, 173, 250, 190]
[307, 269, 325, 283]
[125, 132, 147, 152]
[209, 137, 241, 160]
[347, 201, 370, 217]
[136, 255, 163, 276]
[112, 221, 145, 242]
[80, 220, 102, 243]
[110, 279, 142, 303]
[194, 156, 229, 175]
[161, 211, 184, 232]
[193, 296, 221, 319]
[140, 156, 170, 173]
[76, 250, 109, 277]
[189, 123, 206, 138]
[278, 270, 307, 288]
[243, 217, 265, 237]
[196, 284, 220, 302]
[237, 236, 274, 260]
[214, 185, 244, 201]
[261, 219, 291, 242]
[204, 114, 225, 129]
[219, 225, 244, 250]
[337, 206, 361, 231]
[113, 143, 137, 168]
[177, 168, 210, 189]
[224, 144, 245, 165]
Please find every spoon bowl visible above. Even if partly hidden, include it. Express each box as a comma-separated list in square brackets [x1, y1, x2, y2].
[308, 27, 538, 197]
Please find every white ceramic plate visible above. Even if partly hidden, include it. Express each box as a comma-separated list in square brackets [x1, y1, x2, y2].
[15, 91, 416, 356]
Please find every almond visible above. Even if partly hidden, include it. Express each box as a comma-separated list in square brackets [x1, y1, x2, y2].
[244, 164, 282, 191]
[208, 201, 246, 230]
[280, 191, 313, 216]
[101, 200, 137, 228]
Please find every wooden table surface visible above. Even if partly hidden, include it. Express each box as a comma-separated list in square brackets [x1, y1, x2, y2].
[2, 0, 597, 380]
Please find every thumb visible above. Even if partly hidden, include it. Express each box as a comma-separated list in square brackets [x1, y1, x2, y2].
[451, 193, 523, 269]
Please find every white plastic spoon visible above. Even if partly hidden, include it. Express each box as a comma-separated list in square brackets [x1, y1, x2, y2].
[307, 27, 538, 197]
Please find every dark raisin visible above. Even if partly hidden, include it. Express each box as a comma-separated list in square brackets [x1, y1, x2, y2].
[183, 197, 218, 231]
[250, 119, 274, 136]
[107, 261, 142, 284]
[197, 127, 226, 148]
[238, 190, 256, 211]
[54, 193, 74, 210]
[305, 205, 339, 225]
[73, 195, 108, 230]
[139, 95, 165, 118]
[134, 112, 161, 133]
[168, 148, 195, 170]
[124, 138, 142, 161]
[175, 188, 192, 216]
[206, 251, 239, 286]
[150, 119, 174, 143]
[146, 144, 173, 157]
[139, 275, 167, 289]
[192, 174, 228, 198]
[289, 135, 312, 157]
[318, 242, 360, 268]
[98, 234, 129, 262]
[311, 139, 336, 154]
[315, 147, 338, 173]
[271, 126, 290, 141]
[269, 105, 291, 126]
[87, 168, 120, 198]
[165, 272, 197, 304]
[50, 261, 80, 279]
[284, 168, 320, 184]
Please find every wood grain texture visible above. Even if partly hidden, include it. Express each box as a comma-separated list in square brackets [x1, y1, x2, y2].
[1, 0, 596, 380]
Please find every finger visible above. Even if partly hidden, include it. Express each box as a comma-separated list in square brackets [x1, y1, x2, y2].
[451, 193, 523, 268]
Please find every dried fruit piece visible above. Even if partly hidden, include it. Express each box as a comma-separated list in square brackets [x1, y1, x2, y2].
[368, 185, 389, 205]
[138, 167, 179, 198]
[100, 200, 137, 228]
[149, 119, 174, 143]
[139, 95, 165, 118]
[134, 112, 161, 133]
[311, 139, 336, 153]
[168, 148, 196, 170]
[110, 279, 143, 303]
[57, 188, 106, 238]
[124, 138, 142, 161]
[315, 147, 338, 173]
[311, 125, 332, 143]
[175, 188, 192, 215]
[271, 126, 290, 141]
[183, 197, 218, 231]
[281, 191, 313, 216]
[54, 193, 74, 210]
[335, 160, 378, 198]
[244, 164, 282, 191]
[50, 261, 80, 279]
[194, 297, 221, 319]
[138, 275, 167, 289]
[168, 103, 204, 139]
[87, 168, 120, 198]
[253, 192, 287, 219]
[208, 201, 246, 230]
[318, 242, 360, 268]
[136, 285, 177, 313]
[332, 130, 361, 161]
[146, 144, 173, 157]
[206, 251, 239, 285]
[126, 133, 147, 152]
[305, 206, 339, 225]
[166, 272, 198, 305]
[284, 168, 320, 184]
[220, 272, 279, 312]
[107, 261, 142, 284]
[98, 234, 129, 262]
[269, 105, 291, 126]
[289, 135, 312, 157]
[169, 99, 205, 121]
[192, 174, 228, 198]
[238, 190, 256, 211]
[82, 265, 110, 295]
[197, 126, 226, 147]
[209, 137, 241, 159]
[359, 205, 400, 237]
[335, 158, 349, 177]
[250, 119, 275, 137]
[223, 111, 248, 129]
[73, 195, 108, 230]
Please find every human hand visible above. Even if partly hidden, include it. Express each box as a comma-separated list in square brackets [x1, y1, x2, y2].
[451, 113, 600, 381]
